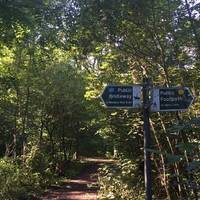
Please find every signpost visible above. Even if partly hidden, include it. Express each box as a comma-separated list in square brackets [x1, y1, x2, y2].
[143, 78, 152, 200]
[101, 83, 194, 200]
[151, 87, 194, 112]
[101, 85, 142, 109]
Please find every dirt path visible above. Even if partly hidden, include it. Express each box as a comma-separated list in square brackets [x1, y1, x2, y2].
[41, 158, 114, 200]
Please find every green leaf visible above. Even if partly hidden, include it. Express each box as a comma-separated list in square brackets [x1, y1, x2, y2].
[175, 142, 200, 152]
[146, 148, 164, 155]
[166, 154, 184, 164]
[186, 161, 200, 172]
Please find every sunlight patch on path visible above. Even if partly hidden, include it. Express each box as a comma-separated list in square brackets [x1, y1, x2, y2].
[80, 157, 115, 163]
[41, 158, 115, 200]
[65, 191, 97, 200]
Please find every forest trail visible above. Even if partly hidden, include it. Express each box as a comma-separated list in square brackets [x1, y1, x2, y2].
[41, 158, 114, 200]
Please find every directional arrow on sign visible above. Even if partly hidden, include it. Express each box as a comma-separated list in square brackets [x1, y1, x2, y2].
[101, 85, 142, 108]
[151, 87, 194, 112]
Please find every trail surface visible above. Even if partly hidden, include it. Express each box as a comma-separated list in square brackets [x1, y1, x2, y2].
[41, 158, 114, 200]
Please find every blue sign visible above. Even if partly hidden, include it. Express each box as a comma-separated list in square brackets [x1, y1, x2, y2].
[101, 85, 142, 108]
[151, 87, 194, 112]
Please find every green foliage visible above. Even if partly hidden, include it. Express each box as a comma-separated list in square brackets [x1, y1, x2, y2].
[79, 134, 107, 157]
[0, 158, 42, 200]
[25, 145, 55, 187]
[98, 159, 145, 200]
[0, 0, 200, 199]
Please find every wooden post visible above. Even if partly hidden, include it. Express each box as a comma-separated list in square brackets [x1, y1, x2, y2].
[143, 78, 152, 200]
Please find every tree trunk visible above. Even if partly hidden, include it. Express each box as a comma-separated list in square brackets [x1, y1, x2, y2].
[46, 124, 55, 160]
[39, 116, 44, 146]
[150, 119, 171, 200]
[22, 86, 30, 159]
[184, 0, 200, 52]
[13, 86, 20, 159]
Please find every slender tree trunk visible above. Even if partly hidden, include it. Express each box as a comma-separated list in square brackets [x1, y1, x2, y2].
[49, 131, 55, 160]
[75, 134, 80, 159]
[185, 0, 200, 52]
[13, 87, 20, 159]
[62, 133, 67, 162]
[22, 86, 30, 159]
[13, 134, 16, 158]
[46, 124, 55, 160]
[72, 123, 80, 160]
[39, 117, 44, 146]
[150, 119, 171, 200]
[5, 143, 11, 157]
[158, 113, 183, 199]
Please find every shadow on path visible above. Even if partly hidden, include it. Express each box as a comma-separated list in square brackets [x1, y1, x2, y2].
[41, 158, 114, 200]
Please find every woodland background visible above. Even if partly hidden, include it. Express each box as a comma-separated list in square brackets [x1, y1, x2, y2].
[0, 0, 200, 199]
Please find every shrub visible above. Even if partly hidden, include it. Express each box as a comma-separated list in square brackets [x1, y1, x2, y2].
[98, 158, 145, 200]
[0, 145, 56, 200]
[0, 158, 41, 200]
